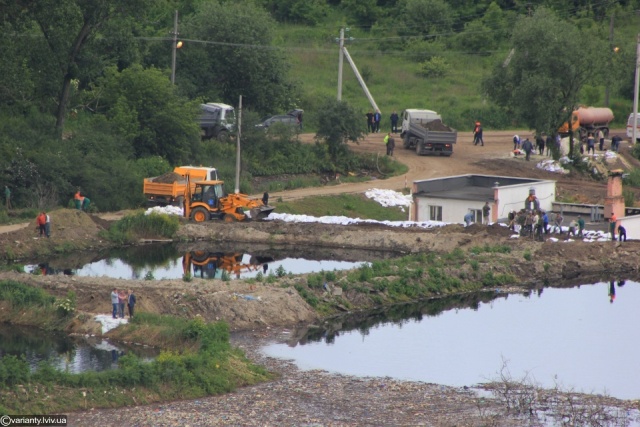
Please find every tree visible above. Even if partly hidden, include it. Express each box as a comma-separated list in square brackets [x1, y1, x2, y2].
[398, 0, 454, 39]
[315, 98, 366, 164]
[2, 0, 150, 133]
[177, 1, 297, 113]
[92, 65, 201, 165]
[483, 7, 606, 157]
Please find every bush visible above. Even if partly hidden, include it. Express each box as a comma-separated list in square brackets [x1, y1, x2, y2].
[103, 212, 179, 244]
[0, 355, 30, 387]
[419, 56, 449, 78]
[0, 280, 55, 307]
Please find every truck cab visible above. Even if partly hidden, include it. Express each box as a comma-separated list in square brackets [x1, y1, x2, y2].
[199, 103, 236, 141]
[173, 166, 218, 181]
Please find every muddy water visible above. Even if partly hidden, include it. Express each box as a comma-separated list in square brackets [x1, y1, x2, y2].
[0, 324, 158, 373]
[263, 281, 640, 400]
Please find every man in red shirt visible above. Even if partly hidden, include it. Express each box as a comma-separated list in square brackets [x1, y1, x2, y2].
[36, 212, 46, 237]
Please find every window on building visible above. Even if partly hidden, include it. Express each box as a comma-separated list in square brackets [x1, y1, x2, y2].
[472, 209, 482, 223]
[429, 205, 442, 221]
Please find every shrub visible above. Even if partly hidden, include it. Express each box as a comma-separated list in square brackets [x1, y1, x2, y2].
[0, 355, 30, 387]
[0, 280, 55, 307]
[55, 290, 76, 316]
[103, 212, 179, 244]
[419, 56, 449, 78]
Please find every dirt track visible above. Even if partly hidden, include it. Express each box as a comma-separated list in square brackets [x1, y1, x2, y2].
[268, 130, 634, 205]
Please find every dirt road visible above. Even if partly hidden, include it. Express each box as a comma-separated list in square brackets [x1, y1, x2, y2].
[270, 130, 633, 203]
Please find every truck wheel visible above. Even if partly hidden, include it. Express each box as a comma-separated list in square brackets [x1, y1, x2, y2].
[217, 131, 229, 142]
[191, 207, 209, 222]
[603, 128, 609, 137]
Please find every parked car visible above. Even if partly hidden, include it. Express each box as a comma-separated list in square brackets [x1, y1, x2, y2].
[256, 109, 303, 130]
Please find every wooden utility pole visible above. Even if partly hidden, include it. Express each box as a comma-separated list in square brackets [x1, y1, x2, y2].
[605, 14, 614, 106]
[337, 28, 344, 101]
[235, 95, 242, 194]
[633, 34, 640, 145]
[170, 10, 179, 84]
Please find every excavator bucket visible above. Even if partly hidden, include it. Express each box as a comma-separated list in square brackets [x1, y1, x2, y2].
[250, 205, 275, 220]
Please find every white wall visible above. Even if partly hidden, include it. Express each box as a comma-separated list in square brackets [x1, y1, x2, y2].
[415, 181, 556, 223]
[495, 182, 556, 218]
[618, 215, 640, 240]
[416, 197, 486, 223]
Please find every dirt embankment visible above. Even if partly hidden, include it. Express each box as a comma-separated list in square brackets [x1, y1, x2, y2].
[3, 218, 640, 335]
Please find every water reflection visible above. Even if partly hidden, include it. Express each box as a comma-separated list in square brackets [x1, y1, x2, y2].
[263, 281, 640, 400]
[0, 324, 158, 373]
[293, 292, 503, 346]
[182, 251, 273, 279]
[24, 243, 382, 280]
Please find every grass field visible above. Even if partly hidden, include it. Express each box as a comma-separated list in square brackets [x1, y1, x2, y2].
[275, 193, 409, 221]
[273, 17, 639, 133]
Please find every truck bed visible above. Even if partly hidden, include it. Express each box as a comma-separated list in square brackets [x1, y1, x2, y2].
[403, 122, 457, 156]
[143, 179, 198, 205]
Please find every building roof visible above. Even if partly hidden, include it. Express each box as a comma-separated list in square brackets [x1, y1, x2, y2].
[413, 174, 555, 202]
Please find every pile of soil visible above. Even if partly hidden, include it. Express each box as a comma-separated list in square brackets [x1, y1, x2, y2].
[420, 119, 454, 132]
[152, 172, 184, 184]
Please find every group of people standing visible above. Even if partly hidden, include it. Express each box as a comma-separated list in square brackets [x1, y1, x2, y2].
[366, 110, 399, 134]
[513, 133, 561, 161]
[507, 209, 586, 240]
[581, 130, 621, 154]
[111, 288, 136, 319]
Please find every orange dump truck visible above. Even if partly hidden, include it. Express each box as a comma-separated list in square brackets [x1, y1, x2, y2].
[558, 107, 614, 139]
[143, 166, 218, 206]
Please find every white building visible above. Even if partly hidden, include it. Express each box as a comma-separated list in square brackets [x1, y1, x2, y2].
[411, 174, 556, 223]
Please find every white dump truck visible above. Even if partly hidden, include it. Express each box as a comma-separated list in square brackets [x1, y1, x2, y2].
[400, 109, 457, 156]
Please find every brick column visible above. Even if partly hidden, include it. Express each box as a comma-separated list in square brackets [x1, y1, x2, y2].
[604, 170, 625, 222]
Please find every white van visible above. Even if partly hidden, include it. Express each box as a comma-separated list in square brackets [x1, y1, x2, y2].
[626, 113, 640, 141]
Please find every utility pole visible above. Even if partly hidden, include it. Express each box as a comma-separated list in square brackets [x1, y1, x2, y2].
[235, 95, 242, 194]
[170, 10, 179, 85]
[337, 28, 344, 101]
[605, 14, 614, 106]
[633, 34, 640, 145]
[335, 27, 379, 111]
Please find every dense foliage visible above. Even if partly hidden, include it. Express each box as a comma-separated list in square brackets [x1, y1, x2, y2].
[0, 0, 638, 210]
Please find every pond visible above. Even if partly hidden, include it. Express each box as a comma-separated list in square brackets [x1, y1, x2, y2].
[25, 243, 378, 280]
[0, 324, 158, 373]
[263, 281, 640, 401]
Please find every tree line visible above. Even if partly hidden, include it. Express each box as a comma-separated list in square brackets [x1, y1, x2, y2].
[0, 0, 637, 210]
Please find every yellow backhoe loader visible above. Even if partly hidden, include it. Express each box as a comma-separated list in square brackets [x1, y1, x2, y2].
[183, 177, 274, 222]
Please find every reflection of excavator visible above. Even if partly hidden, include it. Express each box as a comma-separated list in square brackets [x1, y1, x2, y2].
[184, 176, 274, 222]
[182, 251, 274, 279]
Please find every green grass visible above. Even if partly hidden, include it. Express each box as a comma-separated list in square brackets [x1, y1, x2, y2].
[0, 298, 270, 414]
[275, 193, 409, 221]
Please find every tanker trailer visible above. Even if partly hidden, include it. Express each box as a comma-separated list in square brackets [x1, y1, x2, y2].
[558, 107, 614, 139]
